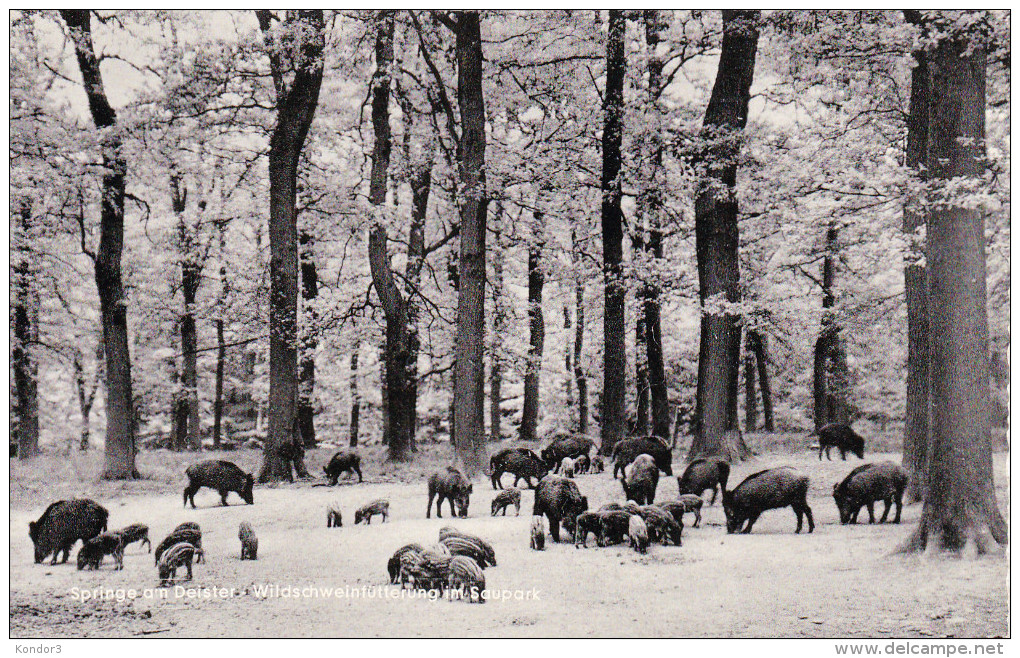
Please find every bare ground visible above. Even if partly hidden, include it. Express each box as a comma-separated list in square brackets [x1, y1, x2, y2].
[9, 444, 1009, 638]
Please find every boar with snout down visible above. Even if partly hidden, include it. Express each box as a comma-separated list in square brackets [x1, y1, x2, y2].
[323, 451, 363, 484]
[30, 499, 109, 565]
[723, 467, 814, 534]
[427, 467, 473, 519]
[355, 499, 390, 525]
[628, 515, 649, 554]
[622, 454, 659, 505]
[77, 532, 124, 571]
[183, 460, 254, 508]
[532, 475, 589, 542]
[816, 423, 866, 461]
[491, 488, 522, 516]
[833, 462, 908, 524]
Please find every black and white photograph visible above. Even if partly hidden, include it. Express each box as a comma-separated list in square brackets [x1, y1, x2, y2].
[8, 8, 1011, 644]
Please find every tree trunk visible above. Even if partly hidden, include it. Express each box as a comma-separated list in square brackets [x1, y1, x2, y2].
[572, 231, 588, 436]
[633, 230, 650, 437]
[255, 9, 324, 482]
[451, 11, 489, 476]
[600, 10, 628, 457]
[901, 9, 931, 504]
[902, 26, 1006, 554]
[61, 10, 138, 478]
[298, 229, 318, 448]
[349, 338, 361, 447]
[813, 224, 849, 430]
[564, 305, 573, 413]
[13, 199, 40, 459]
[490, 217, 505, 444]
[747, 329, 773, 432]
[689, 10, 758, 463]
[520, 234, 545, 442]
[744, 343, 758, 432]
[212, 224, 228, 449]
[75, 343, 103, 452]
[171, 175, 202, 452]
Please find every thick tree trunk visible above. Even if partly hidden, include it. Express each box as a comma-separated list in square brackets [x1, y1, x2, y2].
[572, 231, 588, 436]
[13, 199, 40, 459]
[902, 28, 1006, 554]
[61, 10, 138, 478]
[902, 9, 931, 504]
[403, 130, 432, 453]
[451, 11, 489, 476]
[600, 10, 628, 457]
[520, 234, 545, 442]
[172, 176, 202, 452]
[298, 229, 318, 448]
[349, 339, 360, 447]
[689, 10, 758, 462]
[256, 9, 324, 482]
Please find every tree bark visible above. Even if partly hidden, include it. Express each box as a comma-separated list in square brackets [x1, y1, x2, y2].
[75, 343, 103, 452]
[490, 216, 505, 444]
[348, 338, 361, 447]
[171, 175, 202, 451]
[633, 229, 650, 437]
[901, 9, 931, 504]
[600, 10, 628, 457]
[256, 9, 324, 482]
[689, 10, 758, 462]
[813, 224, 850, 430]
[520, 231, 545, 442]
[564, 305, 573, 413]
[572, 230, 588, 436]
[902, 25, 1007, 554]
[747, 329, 773, 432]
[13, 199, 40, 459]
[212, 224, 228, 449]
[298, 229, 318, 448]
[61, 10, 138, 478]
[450, 11, 489, 476]
[744, 342, 758, 432]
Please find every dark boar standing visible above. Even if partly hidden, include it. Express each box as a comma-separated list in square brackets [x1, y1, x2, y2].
[490, 451, 549, 490]
[541, 435, 596, 473]
[323, 450, 363, 484]
[76, 532, 124, 571]
[532, 475, 589, 542]
[816, 423, 865, 461]
[677, 458, 730, 505]
[833, 461, 909, 524]
[427, 467, 473, 519]
[622, 454, 659, 505]
[723, 467, 814, 534]
[238, 521, 258, 560]
[29, 499, 109, 565]
[611, 436, 673, 478]
[183, 460, 254, 508]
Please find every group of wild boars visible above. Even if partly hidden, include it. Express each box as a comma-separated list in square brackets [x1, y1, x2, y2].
[439, 527, 496, 567]
[723, 467, 814, 534]
[540, 434, 596, 473]
[238, 521, 258, 560]
[621, 454, 659, 505]
[323, 450, 364, 484]
[77, 533, 125, 571]
[155, 522, 204, 564]
[183, 460, 254, 508]
[427, 466, 473, 519]
[611, 436, 673, 478]
[111, 523, 151, 553]
[677, 458, 730, 505]
[489, 450, 549, 489]
[491, 488, 522, 516]
[29, 498, 109, 565]
[815, 423, 866, 461]
[397, 547, 451, 593]
[833, 461, 908, 524]
[355, 499, 390, 524]
[157, 542, 203, 586]
[532, 474, 589, 542]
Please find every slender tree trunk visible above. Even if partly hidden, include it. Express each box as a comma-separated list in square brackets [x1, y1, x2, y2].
[564, 305, 573, 412]
[748, 329, 773, 432]
[520, 233, 545, 441]
[75, 343, 103, 452]
[255, 9, 324, 482]
[744, 344, 758, 432]
[689, 10, 758, 462]
[490, 216, 505, 444]
[212, 224, 228, 449]
[13, 199, 40, 459]
[172, 176, 202, 452]
[572, 231, 588, 436]
[633, 229, 650, 437]
[61, 10, 138, 478]
[901, 9, 931, 503]
[298, 229, 318, 448]
[349, 338, 361, 447]
[903, 28, 1006, 553]
[813, 224, 849, 430]
[451, 11, 489, 476]
[600, 10, 627, 457]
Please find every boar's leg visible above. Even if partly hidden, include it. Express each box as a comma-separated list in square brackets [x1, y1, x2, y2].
[879, 498, 892, 523]
[426, 490, 436, 518]
[865, 501, 876, 524]
[796, 501, 815, 533]
[548, 515, 561, 542]
[892, 493, 903, 524]
[741, 512, 761, 534]
[447, 497, 457, 518]
[218, 489, 230, 506]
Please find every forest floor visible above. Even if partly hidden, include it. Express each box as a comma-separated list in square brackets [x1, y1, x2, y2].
[9, 436, 1010, 638]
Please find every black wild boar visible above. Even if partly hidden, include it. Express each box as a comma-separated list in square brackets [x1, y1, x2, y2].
[183, 460, 254, 508]
[323, 451, 363, 484]
[491, 488, 522, 516]
[816, 423, 865, 461]
[833, 461, 909, 524]
[490, 451, 550, 489]
[30, 499, 109, 565]
[427, 467, 473, 519]
[621, 454, 659, 505]
[723, 467, 814, 534]
[76, 532, 124, 571]
[530, 517, 545, 550]
[111, 523, 150, 553]
[591, 455, 606, 474]
[388, 543, 425, 584]
[573, 511, 602, 548]
[355, 499, 390, 525]
[574, 454, 590, 474]
[598, 502, 624, 513]
[638, 504, 682, 546]
[629, 515, 649, 554]
[532, 475, 589, 542]
[238, 522, 258, 560]
[598, 510, 633, 546]
[154, 524, 203, 565]
[677, 458, 730, 505]
[611, 436, 673, 477]
[541, 435, 596, 472]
